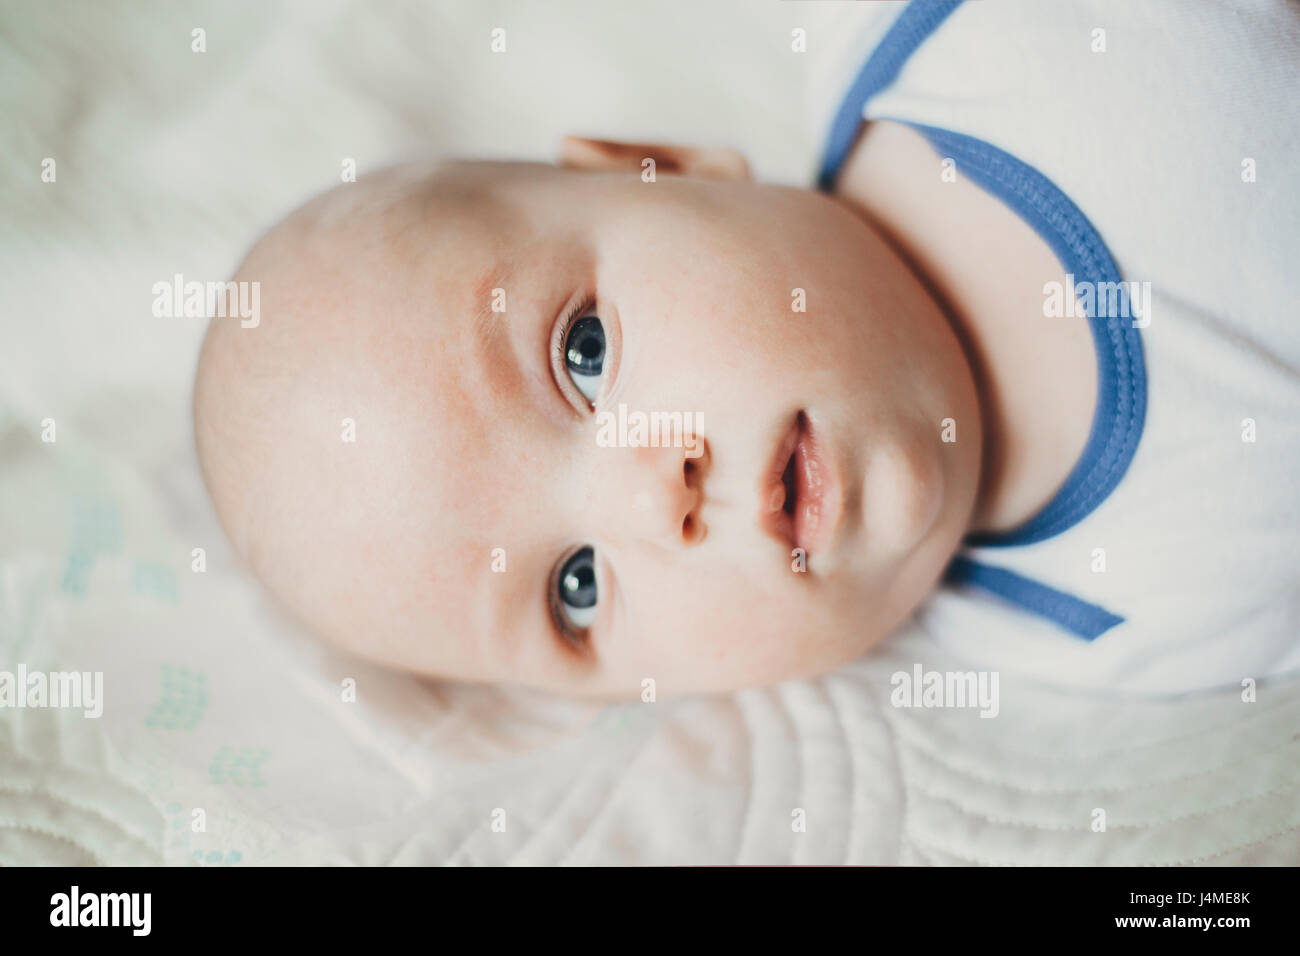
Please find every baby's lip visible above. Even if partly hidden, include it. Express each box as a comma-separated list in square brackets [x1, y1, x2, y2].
[759, 411, 843, 558]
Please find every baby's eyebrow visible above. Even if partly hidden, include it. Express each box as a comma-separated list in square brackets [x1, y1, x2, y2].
[479, 518, 582, 677]
[463, 267, 568, 425]
[458, 270, 558, 660]
[467, 296, 541, 418]
[461, 259, 521, 375]
[469, 263, 513, 332]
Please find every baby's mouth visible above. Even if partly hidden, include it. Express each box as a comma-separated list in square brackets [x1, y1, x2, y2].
[761, 410, 843, 558]
[780, 444, 798, 517]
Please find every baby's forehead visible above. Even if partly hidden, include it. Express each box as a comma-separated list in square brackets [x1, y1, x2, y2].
[255, 163, 523, 267]
[225, 175, 530, 370]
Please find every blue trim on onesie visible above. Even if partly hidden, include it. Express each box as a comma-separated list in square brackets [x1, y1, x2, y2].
[911, 125, 1147, 548]
[943, 557, 1124, 641]
[817, 0, 964, 191]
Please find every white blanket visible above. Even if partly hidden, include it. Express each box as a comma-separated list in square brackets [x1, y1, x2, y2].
[2, 0, 1296, 866]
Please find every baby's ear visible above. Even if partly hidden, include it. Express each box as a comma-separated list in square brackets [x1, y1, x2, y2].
[559, 135, 751, 181]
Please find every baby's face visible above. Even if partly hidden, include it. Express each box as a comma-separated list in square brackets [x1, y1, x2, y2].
[196, 158, 981, 698]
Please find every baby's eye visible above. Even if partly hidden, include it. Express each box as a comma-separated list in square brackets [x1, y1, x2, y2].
[556, 546, 598, 629]
[564, 314, 606, 403]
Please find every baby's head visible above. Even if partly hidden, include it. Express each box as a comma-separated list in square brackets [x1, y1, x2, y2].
[194, 138, 982, 699]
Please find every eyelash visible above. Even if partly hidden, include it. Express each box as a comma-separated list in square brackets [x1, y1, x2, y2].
[548, 295, 599, 648]
[547, 548, 591, 649]
[552, 294, 598, 406]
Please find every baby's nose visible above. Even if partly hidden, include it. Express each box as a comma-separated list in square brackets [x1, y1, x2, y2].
[593, 438, 708, 550]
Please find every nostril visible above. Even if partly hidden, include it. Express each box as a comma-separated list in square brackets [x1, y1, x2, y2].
[681, 510, 705, 545]
[684, 437, 710, 475]
[681, 441, 706, 543]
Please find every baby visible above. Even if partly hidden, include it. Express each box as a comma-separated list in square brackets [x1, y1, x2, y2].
[193, 1, 1300, 699]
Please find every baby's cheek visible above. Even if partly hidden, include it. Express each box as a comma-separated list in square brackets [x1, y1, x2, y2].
[673, 598, 830, 691]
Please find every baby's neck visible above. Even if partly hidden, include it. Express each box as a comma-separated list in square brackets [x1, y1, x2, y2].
[833, 119, 1097, 536]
